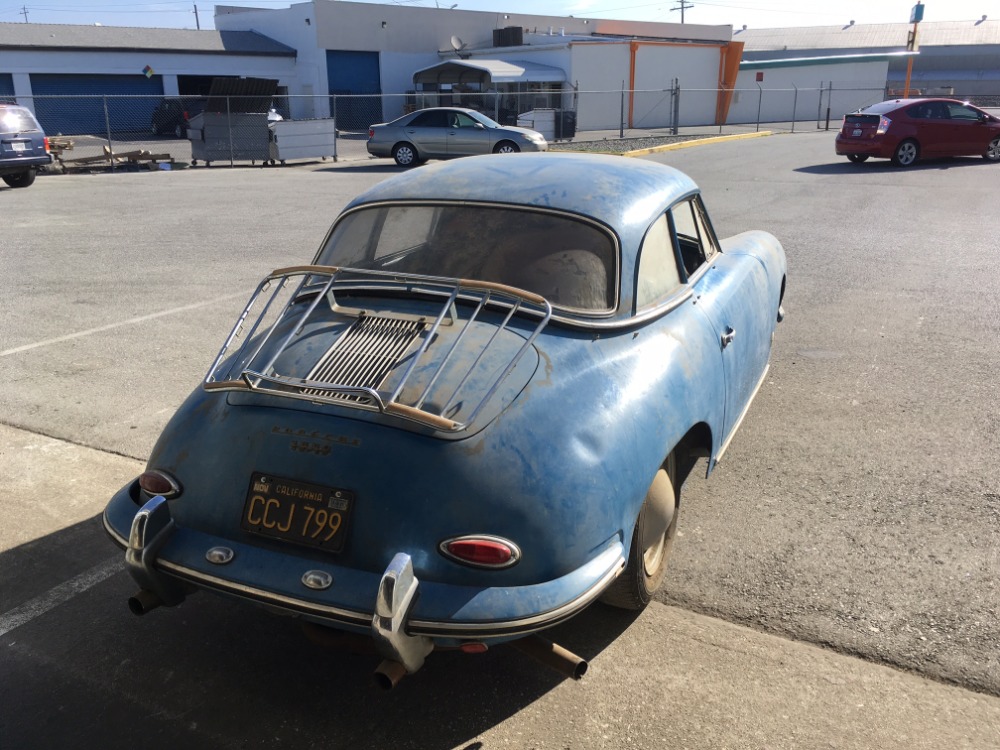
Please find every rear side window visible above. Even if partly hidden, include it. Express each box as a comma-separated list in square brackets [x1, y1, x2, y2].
[669, 197, 718, 277]
[635, 214, 683, 309]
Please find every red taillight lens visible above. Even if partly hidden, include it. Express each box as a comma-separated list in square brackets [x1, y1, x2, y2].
[440, 536, 520, 568]
[368, 128, 375, 138]
[43, 136, 50, 153]
[877, 115, 892, 135]
[138, 469, 182, 499]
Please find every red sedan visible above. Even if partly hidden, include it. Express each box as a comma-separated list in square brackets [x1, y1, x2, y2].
[835, 98, 1000, 166]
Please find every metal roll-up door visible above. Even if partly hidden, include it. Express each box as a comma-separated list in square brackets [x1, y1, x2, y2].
[0, 74, 14, 103]
[327, 51, 382, 132]
[29, 74, 164, 135]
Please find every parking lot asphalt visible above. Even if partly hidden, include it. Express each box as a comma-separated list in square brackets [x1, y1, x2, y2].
[3, 130, 999, 747]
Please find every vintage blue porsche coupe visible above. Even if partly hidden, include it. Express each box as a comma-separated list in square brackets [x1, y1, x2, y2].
[104, 152, 786, 686]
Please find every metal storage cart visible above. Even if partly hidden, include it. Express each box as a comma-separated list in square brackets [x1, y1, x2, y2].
[186, 78, 278, 167]
[269, 119, 338, 164]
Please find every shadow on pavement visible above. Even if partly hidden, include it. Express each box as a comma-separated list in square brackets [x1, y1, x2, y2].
[1, 512, 640, 750]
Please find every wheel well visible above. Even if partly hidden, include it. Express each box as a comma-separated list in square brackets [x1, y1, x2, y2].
[673, 423, 712, 489]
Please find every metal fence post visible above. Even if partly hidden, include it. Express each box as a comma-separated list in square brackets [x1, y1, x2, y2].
[620, 81, 625, 138]
[103, 95, 115, 173]
[792, 84, 799, 133]
[227, 96, 235, 167]
[816, 81, 824, 129]
[672, 79, 680, 135]
[825, 81, 833, 130]
[755, 82, 763, 132]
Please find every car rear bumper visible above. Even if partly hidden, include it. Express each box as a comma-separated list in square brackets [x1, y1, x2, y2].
[104, 486, 625, 643]
[0, 154, 52, 175]
[835, 135, 889, 157]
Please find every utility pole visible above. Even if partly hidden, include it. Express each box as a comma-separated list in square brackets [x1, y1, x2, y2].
[671, 1, 693, 23]
[193, 4, 201, 30]
[20, 5, 28, 22]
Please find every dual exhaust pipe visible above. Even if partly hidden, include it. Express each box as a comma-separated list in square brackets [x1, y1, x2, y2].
[374, 634, 588, 690]
[128, 592, 589, 689]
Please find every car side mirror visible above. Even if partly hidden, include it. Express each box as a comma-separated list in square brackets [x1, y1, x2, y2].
[474, 123, 485, 130]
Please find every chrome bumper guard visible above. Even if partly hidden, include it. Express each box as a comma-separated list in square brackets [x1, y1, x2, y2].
[125, 496, 187, 607]
[372, 553, 433, 673]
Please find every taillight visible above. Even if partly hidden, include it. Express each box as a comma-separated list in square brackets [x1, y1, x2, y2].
[138, 469, 182, 499]
[440, 535, 521, 568]
[368, 128, 375, 138]
[183, 111, 189, 121]
[877, 115, 892, 135]
[43, 136, 50, 153]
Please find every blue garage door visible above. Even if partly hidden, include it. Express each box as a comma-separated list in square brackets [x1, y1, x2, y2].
[0, 73, 14, 102]
[29, 74, 164, 135]
[326, 50, 382, 131]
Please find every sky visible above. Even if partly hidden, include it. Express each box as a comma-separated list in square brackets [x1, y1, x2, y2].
[0, 0, 993, 30]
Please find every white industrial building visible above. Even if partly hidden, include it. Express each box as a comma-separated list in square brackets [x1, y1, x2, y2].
[2, 3, 1000, 136]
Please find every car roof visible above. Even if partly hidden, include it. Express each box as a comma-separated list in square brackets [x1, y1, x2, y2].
[342, 152, 699, 246]
[859, 97, 971, 114]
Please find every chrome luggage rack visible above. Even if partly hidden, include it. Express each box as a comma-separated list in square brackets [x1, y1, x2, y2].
[203, 265, 552, 432]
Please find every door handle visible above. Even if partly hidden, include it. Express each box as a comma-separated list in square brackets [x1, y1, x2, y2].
[721, 327, 736, 349]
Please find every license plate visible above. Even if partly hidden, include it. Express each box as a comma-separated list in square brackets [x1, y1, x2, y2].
[241, 472, 353, 552]
[12, 141, 27, 152]
[852, 129, 862, 137]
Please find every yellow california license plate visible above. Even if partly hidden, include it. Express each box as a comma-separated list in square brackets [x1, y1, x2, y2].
[241, 472, 353, 552]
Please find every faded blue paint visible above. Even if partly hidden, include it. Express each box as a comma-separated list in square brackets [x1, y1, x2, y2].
[104, 153, 785, 645]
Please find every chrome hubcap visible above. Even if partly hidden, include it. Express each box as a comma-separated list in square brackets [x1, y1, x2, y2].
[640, 469, 675, 577]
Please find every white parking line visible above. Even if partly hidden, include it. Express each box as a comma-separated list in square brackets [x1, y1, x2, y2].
[0, 557, 121, 638]
[0, 292, 248, 358]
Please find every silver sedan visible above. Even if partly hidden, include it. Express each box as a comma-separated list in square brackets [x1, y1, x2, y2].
[366, 107, 548, 167]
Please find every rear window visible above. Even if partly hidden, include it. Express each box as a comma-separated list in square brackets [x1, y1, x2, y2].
[317, 204, 618, 312]
[0, 106, 42, 134]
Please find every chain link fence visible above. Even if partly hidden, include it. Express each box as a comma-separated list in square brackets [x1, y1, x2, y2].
[7, 86, 999, 173]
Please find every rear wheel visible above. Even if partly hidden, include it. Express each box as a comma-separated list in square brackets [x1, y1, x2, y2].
[174, 123, 185, 139]
[494, 141, 520, 154]
[891, 139, 919, 167]
[984, 136, 1000, 161]
[2, 169, 36, 188]
[392, 143, 418, 167]
[601, 454, 679, 610]
[846, 154, 869, 163]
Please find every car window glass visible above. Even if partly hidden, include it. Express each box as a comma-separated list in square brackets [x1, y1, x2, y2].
[636, 214, 682, 308]
[374, 206, 436, 258]
[0, 106, 42, 133]
[319, 205, 617, 311]
[670, 198, 716, 277]
[946, 103, 980, 121]
[455, 112, 479, 128]
[410, 111, 447, 127]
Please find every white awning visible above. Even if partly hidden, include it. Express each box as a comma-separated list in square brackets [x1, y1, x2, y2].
[412, 59, 567, 85]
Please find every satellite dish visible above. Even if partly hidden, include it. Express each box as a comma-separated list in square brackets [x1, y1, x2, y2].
[450, 35, 466, 51]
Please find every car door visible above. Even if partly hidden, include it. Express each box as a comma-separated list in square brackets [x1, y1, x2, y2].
[402, 110, 449, 158]
[674, 198, 773, 444]
[446, 111, 493, 157]
[944, 102, 995, 155]
[911, 101, 955, 157]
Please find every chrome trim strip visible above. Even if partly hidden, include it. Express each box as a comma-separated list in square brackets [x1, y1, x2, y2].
[715, 362, 770, 465]
[106, 540, 625, 638]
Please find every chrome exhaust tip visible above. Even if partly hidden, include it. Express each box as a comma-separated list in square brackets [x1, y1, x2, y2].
[127, 589, 163, 616]
[373, 659, 408, 690]
[511, 635, 588, 680]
